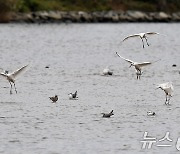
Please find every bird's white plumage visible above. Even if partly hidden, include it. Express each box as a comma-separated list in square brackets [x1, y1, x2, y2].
[116, 52, 151, 79]
[0, 64, 29, 94]
[102, 67, 113, 75]
[122, 32, 159, 42]
[156, 82, 173, 105]
[136, 62, 151, 67]
[116, 52, 134, 64]
[68, 91, 78, 100]
[122, 32, 159, 48]
[11, 65, 29, 79]
[0, 64, 28, 80]
[116, 52, 151, 69]
[68, 93, 74, 99]
[122, 34, 141, 41]
[145, 32, 160, 35]
[103, 68, 109, 75]
[157, 82, 173, 96]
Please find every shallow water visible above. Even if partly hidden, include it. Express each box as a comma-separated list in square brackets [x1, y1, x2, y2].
[0, 23, 180, 154]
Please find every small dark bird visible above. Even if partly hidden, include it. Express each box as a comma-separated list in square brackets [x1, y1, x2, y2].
[68, 91, 78, 100]
[101, 110, 114, 118]
[49, 95, 58, 103]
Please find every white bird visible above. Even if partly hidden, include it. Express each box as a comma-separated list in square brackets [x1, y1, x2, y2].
[116, 52, 151, 80]
[147, 111, 156, 116]
[0, 64, 29, 94]
[156, 82, 173, 105]
[68, 91, 78, 100]
[102, 67, 113, 76]
[122, 32, 159, 48]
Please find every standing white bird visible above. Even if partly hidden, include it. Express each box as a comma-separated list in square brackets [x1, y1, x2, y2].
[116, 52, 151, 80]
[0, 64, 29, 94]
[156, 82, 173, 105]
[122, 32, 159, 48]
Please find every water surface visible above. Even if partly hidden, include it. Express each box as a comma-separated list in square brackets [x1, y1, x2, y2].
[0, 23, 180, 154]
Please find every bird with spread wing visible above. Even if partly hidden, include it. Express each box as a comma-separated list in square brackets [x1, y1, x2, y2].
[0, 64, 29, 94]
[116, 52, 151, 80]
[122, 32, 159, 48]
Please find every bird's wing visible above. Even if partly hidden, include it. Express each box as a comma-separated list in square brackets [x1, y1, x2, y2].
[122, 34, 140, 42]
[0, 72, 7, 79]
[157, 82, 170, 89]
[116, 52, 134, 64]
[10, 64, 29, 79]
[137, 62, 151, 67]
[74, 91, 77, 97]
[145, 32, 159, 35]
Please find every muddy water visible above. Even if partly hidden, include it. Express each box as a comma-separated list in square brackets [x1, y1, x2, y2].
[0, 23, 180, 154]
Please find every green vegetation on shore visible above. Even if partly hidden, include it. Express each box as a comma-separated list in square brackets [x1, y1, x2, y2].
[1, 0, 180, 13]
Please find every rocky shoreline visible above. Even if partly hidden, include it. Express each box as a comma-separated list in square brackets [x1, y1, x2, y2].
[9, 11, 180, 23]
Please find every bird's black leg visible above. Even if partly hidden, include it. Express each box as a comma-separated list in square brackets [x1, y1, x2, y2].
[13, 83, 17, 94]
[165, 95, 168, 105]
[141, 38, 145, 48]
[9, 81, 12, 94]
[167, 96, 171, 105]
[145, 37, 150, 46]
[137, 70, 141, 80]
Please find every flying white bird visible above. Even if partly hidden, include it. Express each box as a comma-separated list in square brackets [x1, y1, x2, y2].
[122, 32, 159, 48]
[156, 82, 173, 105]
[116, 52, 151, 79]
[68, 91, 78, 100]
[0, 64, 29, 94]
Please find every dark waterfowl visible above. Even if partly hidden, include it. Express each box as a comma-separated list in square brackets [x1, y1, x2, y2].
[49, 95, 58, 103]
[101, 110, 114, 118]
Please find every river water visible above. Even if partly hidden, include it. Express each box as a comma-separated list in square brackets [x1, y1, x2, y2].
[0, 23, 180, 154]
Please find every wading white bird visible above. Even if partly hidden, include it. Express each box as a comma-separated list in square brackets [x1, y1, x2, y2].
[147, 111, 156, 116]
[122, 32, 159, 48]
[68, 91, 78, 100]
[116, 52, 151, 80]
[0, 64, 29, 94]
[156, 82, 173, 105]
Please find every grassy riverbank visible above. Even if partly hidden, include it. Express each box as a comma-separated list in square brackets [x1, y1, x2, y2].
[1, 0, 180, 22]
[1, 0, 180, 13]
